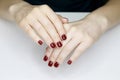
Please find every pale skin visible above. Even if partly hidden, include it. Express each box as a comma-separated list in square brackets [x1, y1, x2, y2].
[0, 0, 68, 48]
[0, 0, 120, 68]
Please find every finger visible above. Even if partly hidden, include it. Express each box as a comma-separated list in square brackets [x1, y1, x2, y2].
[54, 38, 81, 67]
[43, 24, 72, 67]
[43, 46, 53, 62]
[57, 14, 68, 23]
[48, 27, 76, 67]
[20, 22, 43, 45]
[34, 12, 62, 48]
[26, 14, 54, 48]
[44, 7, 67, 41]
[67, 39, 93, 65]
[48, 39, 70, 67]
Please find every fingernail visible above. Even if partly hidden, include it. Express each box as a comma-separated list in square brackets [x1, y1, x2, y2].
[38, 40, 43, 45]
[43, 55, 48, 61]
[67, 60, 72, 65]
[50, 42, 56, 48]
[54, 62, 59, 68]
[48, 61, 53, 67]
[62, 34, 67, 40]
[57, 41, 62, 47]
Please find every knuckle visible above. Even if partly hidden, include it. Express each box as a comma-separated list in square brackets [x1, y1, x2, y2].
[40, 4, 49, 9]
[32, 7, 39, 12]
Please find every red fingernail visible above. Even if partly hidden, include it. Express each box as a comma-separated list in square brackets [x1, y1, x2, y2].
[50, 42, 56, 48]
[67, 60, 72, 65]
[62, 34, 67, 40]
[57, 41, 62, 47]
[48, 61, 53, 67]
[38, 40, 43, 45]
[54, 62, 59, 68]
[43, 55, 48, 61]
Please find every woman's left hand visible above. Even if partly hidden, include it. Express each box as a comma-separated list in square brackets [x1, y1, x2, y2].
[43, 16, 107, 67]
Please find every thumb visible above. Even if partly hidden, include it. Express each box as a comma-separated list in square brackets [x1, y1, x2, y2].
[57, 14, 69, 24]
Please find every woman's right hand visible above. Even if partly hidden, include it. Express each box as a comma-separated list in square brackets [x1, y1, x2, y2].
[9, 1, 68, 48]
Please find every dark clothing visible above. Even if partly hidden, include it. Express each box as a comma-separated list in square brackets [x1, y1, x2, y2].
[24, 0, 109, 12]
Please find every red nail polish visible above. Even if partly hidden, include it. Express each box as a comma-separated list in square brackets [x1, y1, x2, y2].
[38, 40, 43, 45]
[43, 55, 48, 61]
[50, 42, 56, 48]
[67, 60, 72, 65]
[48, 61, 53, 67]
[54, 62, 59, 68]
[57, 41, 62, 47]
[62, 34, 67, 40]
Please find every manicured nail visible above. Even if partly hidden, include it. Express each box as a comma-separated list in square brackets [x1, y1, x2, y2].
[57, 41, 62, 47]
[38, 40, 43, 45]
[43, 55, 48, 61]
[50, 42, 56, 48]
[62, 34, 67, 40]
[67, 60, 72, 65]
[48, 61, 53, 67]
[54, 62, 59, 68]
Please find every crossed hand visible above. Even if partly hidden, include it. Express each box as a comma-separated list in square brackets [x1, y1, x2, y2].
[11, 4, 103, 68]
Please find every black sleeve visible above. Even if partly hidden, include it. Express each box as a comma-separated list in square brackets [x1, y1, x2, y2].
[24, 0, 45, 5]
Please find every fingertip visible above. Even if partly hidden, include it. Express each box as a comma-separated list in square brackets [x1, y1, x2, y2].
[67, 60, 72, 65]
[57, 41, 63, 47]
[43, 55, 48, 61]
[50, 42, 56, 48]
[54, 62, 59, 68]
[38, 40, 43, 45]
[48, 61, 53, 67]
[61, 34, 67, 40]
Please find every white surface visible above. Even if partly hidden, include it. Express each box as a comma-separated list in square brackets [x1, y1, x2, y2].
[0, 13, 120, 80]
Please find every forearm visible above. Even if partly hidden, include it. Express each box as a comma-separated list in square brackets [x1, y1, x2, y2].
[0, 0, 29, 21]
[86, 0, 120, 32]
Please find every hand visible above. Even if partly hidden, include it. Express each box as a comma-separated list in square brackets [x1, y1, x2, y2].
[44, 17, 105, 67]
[9, 2, 68, 48]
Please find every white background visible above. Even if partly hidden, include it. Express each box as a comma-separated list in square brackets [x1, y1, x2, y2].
[0, 13, 120, 80]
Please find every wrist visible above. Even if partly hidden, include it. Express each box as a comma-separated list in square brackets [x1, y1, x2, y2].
[9, 1, 31, 21]
[85, 13, 109, 33]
